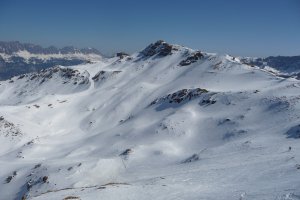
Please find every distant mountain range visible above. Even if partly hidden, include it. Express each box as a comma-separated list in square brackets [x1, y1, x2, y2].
[241, 56, 300, 74]
[0, 41, 300, 81]
[0, 41, 103, 80]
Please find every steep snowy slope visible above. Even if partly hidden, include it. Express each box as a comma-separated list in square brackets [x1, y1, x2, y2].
[1, 40, 300, 200]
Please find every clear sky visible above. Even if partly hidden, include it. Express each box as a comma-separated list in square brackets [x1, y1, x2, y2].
[0, 0, 299, 57]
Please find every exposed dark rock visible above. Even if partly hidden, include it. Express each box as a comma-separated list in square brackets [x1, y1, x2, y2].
[116, 52, 130, 59]
[218, 118, 235, 126]
[141, 40, 175, 57]
[223, 130, 247, 140]
[92, 71, 105, 81]
[179, 51, 204, 66]
[119, 115, 133, 124]
[150, 88, 209, 106]
[92, 70, 121, 82]
[0, 118, 22, 138]
[33, 104, 40, 108]
[120, 149, 133, 156]
[63, 196, 80, 200]
[200, 99, 216, 106]
[182, 154, 200, 163]
[15, 66, 90, 86]
[42, 176, 48, 183]
[34, 164, 41, 169]
[5, 171, 17, 183]
[5, 176, 13, 183]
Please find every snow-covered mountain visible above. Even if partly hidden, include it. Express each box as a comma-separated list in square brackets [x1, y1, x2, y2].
[0, 41, 103, 80]
[241, 56, 300, 77]
[1, 40, 300, 200]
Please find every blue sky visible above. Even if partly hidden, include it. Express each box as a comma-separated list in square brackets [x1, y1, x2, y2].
[0, 0, 299, 57]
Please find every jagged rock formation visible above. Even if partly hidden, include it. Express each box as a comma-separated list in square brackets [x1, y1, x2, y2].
[92, 70, 121, 82]
[116, 52, 130, 59]
[14, 67, 90, 85]
[141, 40, 177, 57]
[179, 51, 204, 66]
[150, 88, 209, 105]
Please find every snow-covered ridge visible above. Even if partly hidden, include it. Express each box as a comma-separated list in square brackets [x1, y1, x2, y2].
[0, 66, 90, 105]
[240, 56, 300, 76]
[1, 40, 300, 200]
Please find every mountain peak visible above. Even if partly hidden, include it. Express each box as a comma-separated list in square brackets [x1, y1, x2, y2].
[141, 40, 177, 57]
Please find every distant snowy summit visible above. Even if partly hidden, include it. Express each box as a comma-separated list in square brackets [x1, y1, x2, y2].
[0, 41, 103, 80]
[241, 56, 300, 76]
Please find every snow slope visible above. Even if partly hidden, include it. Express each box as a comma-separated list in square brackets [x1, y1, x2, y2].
[1, 40, 300, 200]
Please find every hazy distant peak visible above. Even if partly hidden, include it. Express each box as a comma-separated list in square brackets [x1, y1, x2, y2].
[0, 41, 103, 55]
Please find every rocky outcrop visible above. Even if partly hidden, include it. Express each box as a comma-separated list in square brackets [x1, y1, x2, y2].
[141, 40, 176, 57]
[116, 52, 130, 59]
[15, 67, 90, 85]
[92, 70, 121, 82]
[0, 116, 22, 140]
[179, 51, 204, 66]
[150, 88, 209, 106]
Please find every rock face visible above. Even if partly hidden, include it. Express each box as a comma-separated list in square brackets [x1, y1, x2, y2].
[141, 40, 176, 57]
[179, 51, 204, 66]
[116, 52, 130, 59]
[92, 70, 122, 82]
[0, 116, 22, 140]
[16, 66, 90, 86]
[0, 41, 102, 80]
[150, 88, 209, 105]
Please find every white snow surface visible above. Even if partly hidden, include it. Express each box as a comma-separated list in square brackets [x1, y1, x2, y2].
[1, 42, 300, 200]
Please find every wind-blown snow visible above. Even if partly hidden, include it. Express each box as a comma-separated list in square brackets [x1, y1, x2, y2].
[1, 41, 300, 200]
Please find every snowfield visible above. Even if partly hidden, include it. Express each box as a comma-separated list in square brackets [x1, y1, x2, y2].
[1, 40, 300, 200]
